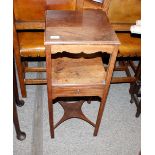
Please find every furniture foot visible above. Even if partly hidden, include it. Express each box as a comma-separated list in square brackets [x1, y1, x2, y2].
[13, 98, 26, 141]
[135, 100, 141, 118]
[135, 111, 140, 118]
[16, 99, 25, 107]
[129, 80, 141, 117]
[16, 131, 26, 141]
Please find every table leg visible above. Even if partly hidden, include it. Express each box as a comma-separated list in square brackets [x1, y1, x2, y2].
[46, 46, 54, 138]
[94, 46, 119, 136]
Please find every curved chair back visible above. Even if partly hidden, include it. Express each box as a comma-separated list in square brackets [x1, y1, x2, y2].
[108, 0, 141, 31]
[14, 0, 84, 30]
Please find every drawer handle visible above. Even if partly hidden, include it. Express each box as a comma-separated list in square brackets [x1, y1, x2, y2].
[76, 89, 80, 94]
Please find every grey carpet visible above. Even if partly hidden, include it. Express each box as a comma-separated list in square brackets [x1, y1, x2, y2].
[13, 63, 141, 155]
[31, 62, 43, 155]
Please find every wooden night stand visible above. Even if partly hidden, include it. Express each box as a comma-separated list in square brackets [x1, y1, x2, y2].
[44, 9, 120, 138]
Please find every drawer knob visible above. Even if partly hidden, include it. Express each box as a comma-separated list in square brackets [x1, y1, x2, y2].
[76, 89, 80, 94]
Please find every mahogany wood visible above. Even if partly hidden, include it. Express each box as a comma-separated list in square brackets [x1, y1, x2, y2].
[111, 77, 136, 84]
[24, 79, 47, 85]
[13, 98, 26, 141]
[54, 100, 95, 129]
[84, 0, 141, 31]
[15, 21, 45, 30]
[13, 61, 26, 141]
[13, 60, 25, 107]
[45, 9, 120, 138]
[45, 10, 118, 45]
[84, 0, 141, 85]
[14, 0, 120, 98]
[14, 0, 141, 97]
[25, 67, 46, 72]
[13, 20, 26, 97]
[14, 0, 85, 97]
[129, 61, 141, 117]
[46, 45, 54, 138]
[94, 46, 118, 136]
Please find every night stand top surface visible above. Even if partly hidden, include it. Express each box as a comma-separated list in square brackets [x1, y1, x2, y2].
[45, 9, 120, 45]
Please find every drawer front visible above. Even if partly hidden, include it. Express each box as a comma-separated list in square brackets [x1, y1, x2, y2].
[52, 85, 104, 99]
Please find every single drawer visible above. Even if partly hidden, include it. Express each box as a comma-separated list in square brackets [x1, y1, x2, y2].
[52, 85, 104, 99]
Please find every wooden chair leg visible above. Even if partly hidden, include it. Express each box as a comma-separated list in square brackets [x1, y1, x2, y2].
[13, 62, 25, 107]
[13, 97, 26, 141]
[134, 61, 141, 80]
[130, 93, 134, 104]
[13, 62, 26, 140]
[136, 100, 141, 118]
[129, 82, 141, 117]
[23, 61, 28, 68]
[22, 61, 28, 78]
[124, 61, 132, 78]
[15, 59, 27, 97]
[129, 60, 141, 117]
[13, 23, 27, 97]
[129, 60, 137, 73]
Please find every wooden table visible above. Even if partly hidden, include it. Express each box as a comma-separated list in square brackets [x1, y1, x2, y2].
[45, 9, 120, 138]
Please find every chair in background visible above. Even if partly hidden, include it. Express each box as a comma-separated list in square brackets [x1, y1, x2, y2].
[13, 97, 26, 141]
[108, 0, 141, 117]
[129, 24, 141, 118]
[129, 63, 141, 117]
[14, 0, 141, 98]
[13, 0, 84, 97]
[108, 0, 141, 84]
[84, 0, 111, 14]
[84, 0, 141, 84]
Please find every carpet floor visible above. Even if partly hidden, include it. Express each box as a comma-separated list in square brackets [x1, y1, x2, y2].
[14, 63, 141, 155]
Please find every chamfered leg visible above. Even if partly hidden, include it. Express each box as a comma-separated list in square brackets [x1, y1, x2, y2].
[46, 45, 54, 138]
[94, 46, 118, 136]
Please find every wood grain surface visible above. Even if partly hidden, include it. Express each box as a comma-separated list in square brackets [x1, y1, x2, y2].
[45, 9, 119, 45]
